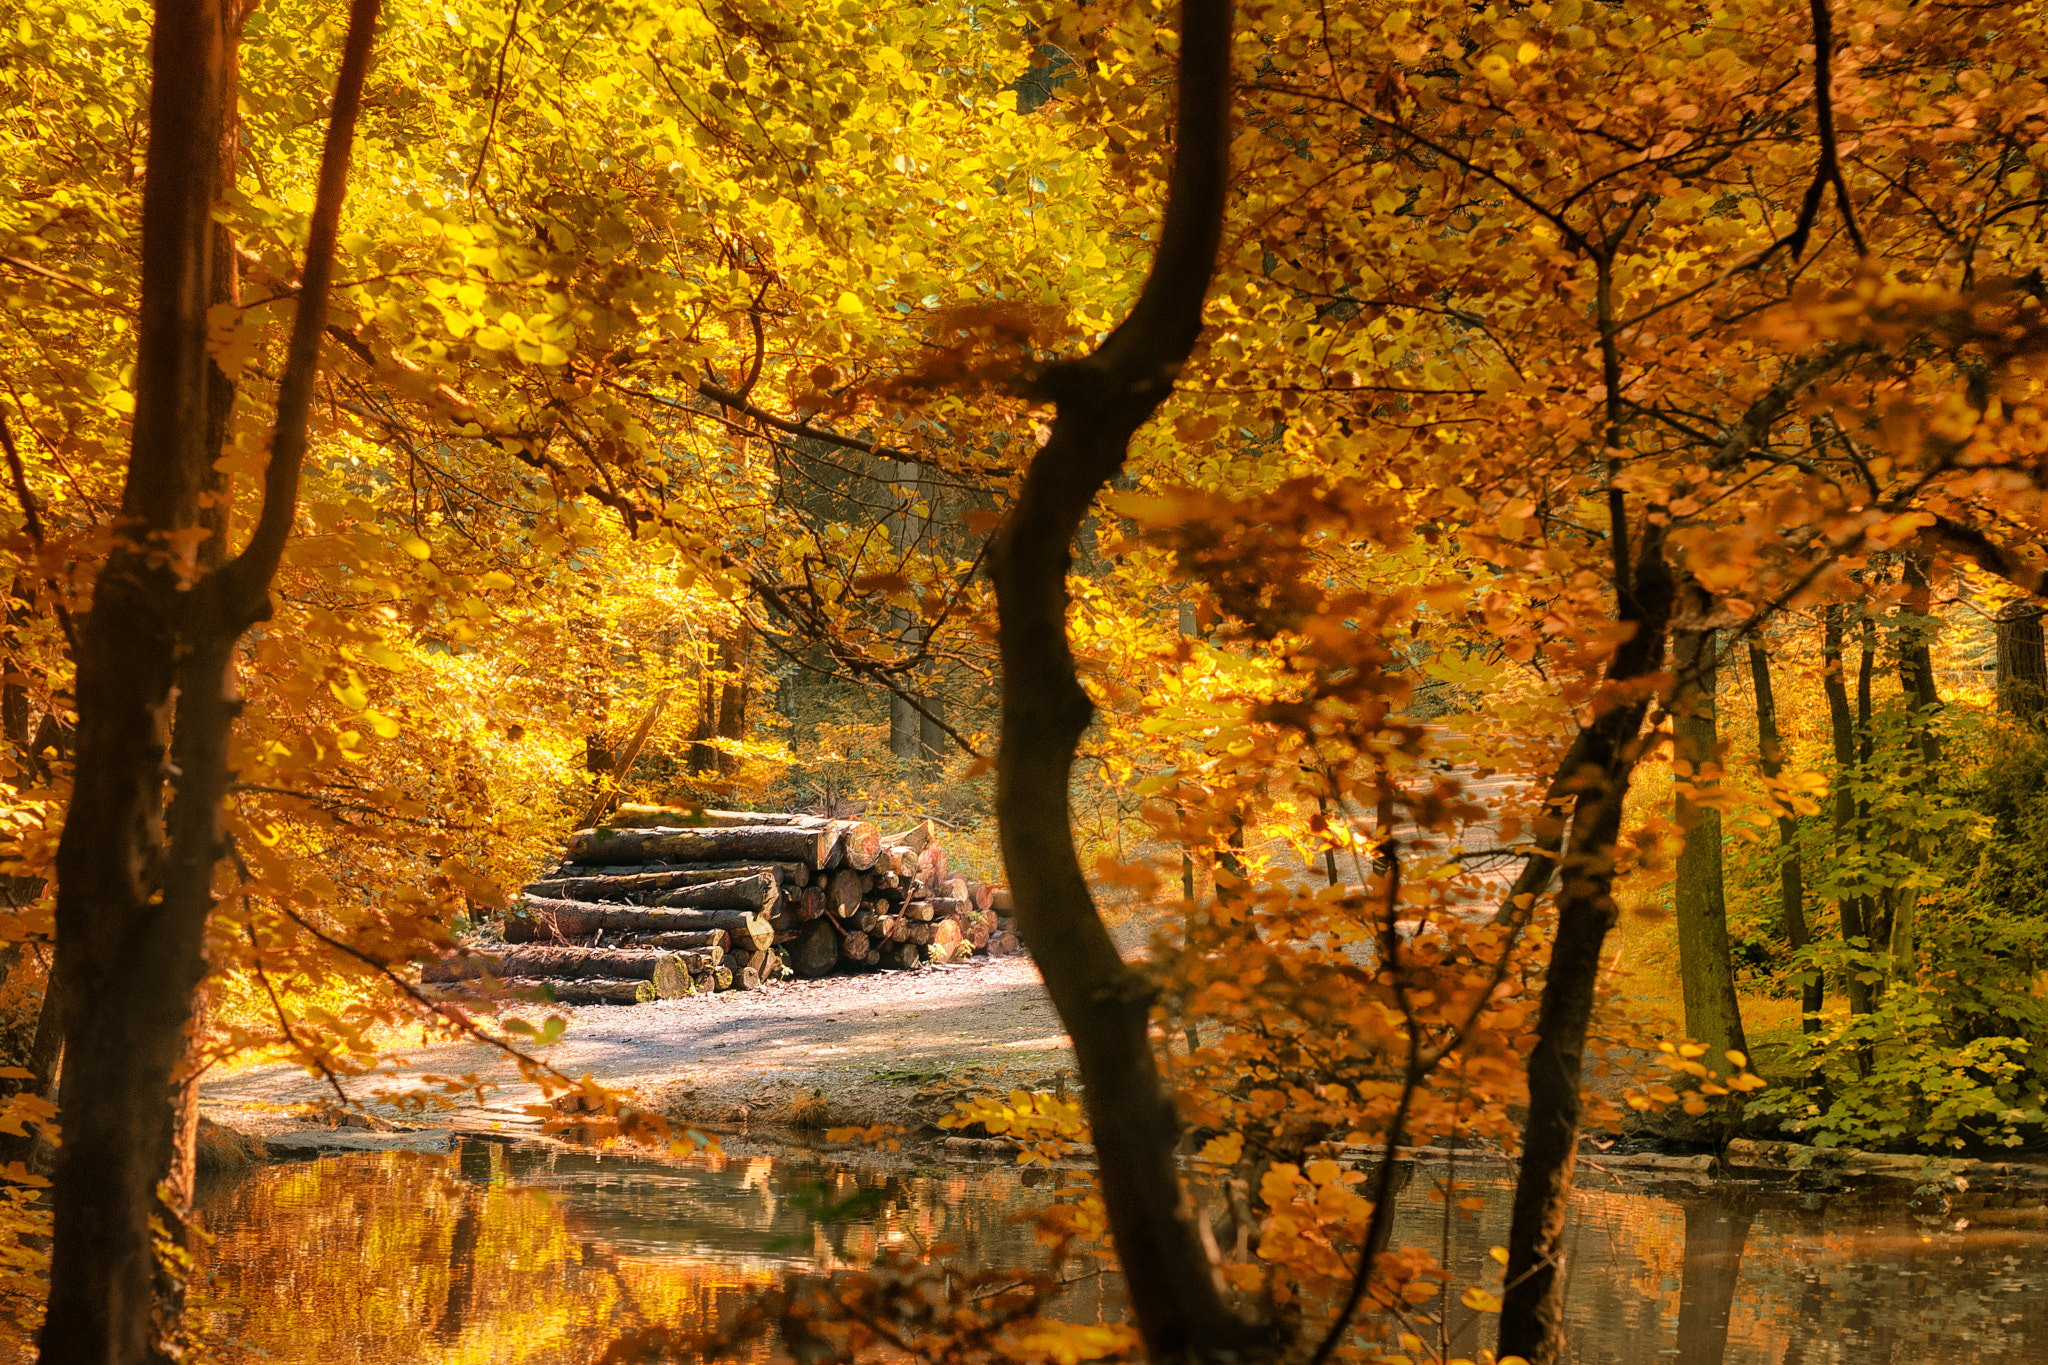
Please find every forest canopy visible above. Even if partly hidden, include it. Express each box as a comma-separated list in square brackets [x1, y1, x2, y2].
[4, 0, 2048, 1361]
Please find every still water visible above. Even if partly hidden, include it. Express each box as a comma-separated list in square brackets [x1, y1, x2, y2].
[192, 1141, 2048, 1363]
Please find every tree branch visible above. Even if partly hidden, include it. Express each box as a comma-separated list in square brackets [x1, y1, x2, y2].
[209, 0, 383, 629]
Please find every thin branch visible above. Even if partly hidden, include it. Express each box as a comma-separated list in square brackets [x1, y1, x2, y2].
[209, 0, 382, 627]
[0, 407, 80, 658]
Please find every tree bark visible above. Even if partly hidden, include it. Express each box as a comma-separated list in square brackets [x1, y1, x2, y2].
[1996, 600, 2046, 722]
[421, 945, 717, 982]
[1820, 605, 1873, 1016]
[986, 4, 1255, 1357]
[1748, 643, 1819, 1033]
[505, 897, 771, 949]
[565, 824, 835, 867]
[1672, 619, 1748, 1072]
[42, 2, 381, 1358]
[527, 864, 805, 900]
[1496, 529, 1675, 1365]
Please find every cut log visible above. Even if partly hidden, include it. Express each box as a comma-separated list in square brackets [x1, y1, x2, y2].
[966, 882, 995, 914]
[604, 805, 828, 830]
[795, 885, 827, 920]
[839, 931, 872, 962]
[853, 906, 879, 933]
[916, 844, 949, 888]
[787, 917, 840, 979]
[422, 945, 697, 983]
[886, 819, 934, 854]
[508, 896, 771, 951]
[987, 930, 1022, 957]
[904, 900, 935, 923]
[529, 978, 651, 1006]
[929, 919, 963, 963]
[527, 864, 801, 901]
[881, 941, 924, 971]
[566, 825, 835, 868]
[989, 887, 1013, 912]
[644, 873, 779, 915]
[624, 930, 727, 954]
[932, 897, 967, 920]
[732, 965, 761, 992]
[908, 922, 932, 946]
[826, 868, 865, 918]
[651, 953, 726, 998]
[938, 874, 969, 907]
[959, 909, 992, 951]
[710, 965, 735, 991]
[875, 914, 905, 942]
[828, 820, 882, 871]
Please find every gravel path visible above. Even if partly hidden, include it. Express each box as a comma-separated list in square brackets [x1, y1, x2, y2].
[202, 944, 1113, 1142]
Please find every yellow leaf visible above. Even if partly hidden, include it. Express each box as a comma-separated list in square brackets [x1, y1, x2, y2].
[1461, 1287, 1502, 1312]
[400, 536, 432, 560]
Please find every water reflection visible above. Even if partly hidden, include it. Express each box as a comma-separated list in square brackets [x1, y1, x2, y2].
[192, 1144, 2048, 1364]
[1385, 1165, 2048, 1364]
[192, 1140, 1118, 1364]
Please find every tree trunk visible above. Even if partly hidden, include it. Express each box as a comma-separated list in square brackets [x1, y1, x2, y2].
[527, 864, 804, 900]
[1996, 600, 2047, 722]
[1890, 558, 1942, 984]
[606, 806, 825, 830]
[41, 3, 381, 1358]
[1820, 606, 1873, 1017]
[505, 897, 771, 949]
[986, 5, 1255, 1357]
[1748, 643, 1819, 1033]
[643, 872, 778, 914]
[1671, 619, 1747, 1072]
[715, 622, 750, 776]
[421, 944, 718, 982]
[1497, 527, 1676, 1364]
[565, 824, 835, 867]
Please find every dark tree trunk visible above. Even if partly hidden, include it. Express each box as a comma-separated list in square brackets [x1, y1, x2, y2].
[986, 3, 1256, 1357]
[1496, 530, 1675, 1365]
[1672, 617, 1748, 1071]
[1996, 600, 2046, 722]
[1820, 606, 1872, 1017]
[1748, 643, 1819, 1032]
[40, 3, 381, 1356]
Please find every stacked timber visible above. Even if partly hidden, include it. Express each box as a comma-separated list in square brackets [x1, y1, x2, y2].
[424, 806, 1019, 1006]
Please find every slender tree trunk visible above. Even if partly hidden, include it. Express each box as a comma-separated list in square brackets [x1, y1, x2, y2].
[1888, 559, 1942, 983]
[1854, 611, 1883, 984]
[40, 2, 381, 1356]
[1996, 600, 2046, 722]
[1748, 643, 1819, 1032]
[987, 4, 1256, 1356]
[1496, 529, 1676, 1365]
[1672, 618, 1747, 1071]
[1820, 605, 1872, 1017]
[715, 621, 750, 776]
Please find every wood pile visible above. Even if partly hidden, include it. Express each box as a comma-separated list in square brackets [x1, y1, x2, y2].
[424, 806, 1020, 1006]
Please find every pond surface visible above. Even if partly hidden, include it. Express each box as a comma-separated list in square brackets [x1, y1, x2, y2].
[191, 1140, 2048, 1364]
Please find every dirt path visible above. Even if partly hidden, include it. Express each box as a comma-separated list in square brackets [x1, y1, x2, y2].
[203, 945, 1112, 1142]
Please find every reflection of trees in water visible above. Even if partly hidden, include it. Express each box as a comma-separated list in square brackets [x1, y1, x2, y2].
[190, 1144, 1117, 1362]
[1674, 1200, 1753, 1365]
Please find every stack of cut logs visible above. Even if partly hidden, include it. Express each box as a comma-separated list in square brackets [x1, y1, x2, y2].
[424, 807, 1019, 1006]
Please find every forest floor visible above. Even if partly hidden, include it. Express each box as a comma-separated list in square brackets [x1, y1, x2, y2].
[200, 920, 1150, 1145]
